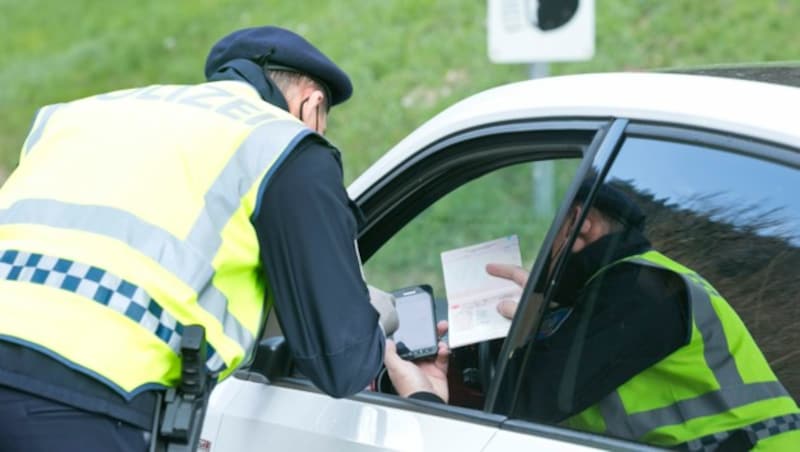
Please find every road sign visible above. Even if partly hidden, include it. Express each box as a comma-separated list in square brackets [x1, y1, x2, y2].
[488, 0, 595, 63]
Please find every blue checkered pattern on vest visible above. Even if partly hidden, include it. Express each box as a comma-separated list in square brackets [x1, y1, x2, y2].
[0, 250, 224, 371]
[684, 412, 800, 451]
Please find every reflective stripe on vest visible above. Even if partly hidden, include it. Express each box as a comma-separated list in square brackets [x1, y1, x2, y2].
[0, 84, 313, 377]
[0, 81, 324, 384]
[0, 250, 226, 371]
[683, 413, 800, 451]
[594, 253, 791, 440]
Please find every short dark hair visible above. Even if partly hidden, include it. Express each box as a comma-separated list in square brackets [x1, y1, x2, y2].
[575, 181, 646, 231]
[266, 69, 329, 111]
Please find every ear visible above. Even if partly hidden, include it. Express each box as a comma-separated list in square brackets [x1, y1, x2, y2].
[301, 87, 326, 111]
[579, 214, 592, 235]
[297, 87, 327, 133]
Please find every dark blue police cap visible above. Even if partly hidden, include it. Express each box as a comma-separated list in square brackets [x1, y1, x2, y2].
[576, 181, 646, 230]
[204, 26, 353, 107]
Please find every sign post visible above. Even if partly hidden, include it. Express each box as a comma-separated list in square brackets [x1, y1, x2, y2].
[487, 0, 595, 217]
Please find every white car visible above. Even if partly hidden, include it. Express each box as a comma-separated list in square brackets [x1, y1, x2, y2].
[199, 69, 800, 451]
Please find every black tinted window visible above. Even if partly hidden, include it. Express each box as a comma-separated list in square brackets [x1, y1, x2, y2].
[607, 137, 800, 399]
[504, 133, 800, 444]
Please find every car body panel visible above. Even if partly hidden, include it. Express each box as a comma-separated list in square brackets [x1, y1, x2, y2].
[349, 72, 800, 198]
[202, 71, 800, 451]
[202, 379, 501, 452]
[201, 377, 610, 452]
[482, 430, 607, 452]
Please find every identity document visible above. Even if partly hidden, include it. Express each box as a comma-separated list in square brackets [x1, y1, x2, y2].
[441, 235, 523, 348]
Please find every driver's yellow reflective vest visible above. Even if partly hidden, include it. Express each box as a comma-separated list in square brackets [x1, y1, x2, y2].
[0, 81, 318, 397]
[563, 250, 800, 449]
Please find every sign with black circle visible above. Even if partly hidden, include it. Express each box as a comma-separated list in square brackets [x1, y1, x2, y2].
[488, 0, 595, 62]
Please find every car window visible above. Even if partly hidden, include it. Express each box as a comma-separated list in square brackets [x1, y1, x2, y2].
[363, 159, 581, 300]
[503, 133, 800, 445]
[606, 136, 800, 398]
[363, 158, 581, 409]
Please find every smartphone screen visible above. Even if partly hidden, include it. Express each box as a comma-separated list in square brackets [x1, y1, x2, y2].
[393, 286, 438, 360]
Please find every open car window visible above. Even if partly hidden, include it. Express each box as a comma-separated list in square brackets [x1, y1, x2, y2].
[363, 159, 581, 305]
[250, 122, 666, 450]
[501, 126, 800, 447]
[353, 121, 604, 412]
[363, 158, 581, 408]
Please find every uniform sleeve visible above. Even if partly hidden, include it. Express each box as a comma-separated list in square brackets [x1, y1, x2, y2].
[517, 264, 690, 423]
[253, 136, 384, 398]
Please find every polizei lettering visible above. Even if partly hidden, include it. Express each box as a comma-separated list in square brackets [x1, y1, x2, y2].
[94, 84, 281, 125]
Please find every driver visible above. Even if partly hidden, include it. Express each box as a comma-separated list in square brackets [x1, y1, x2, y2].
[385, 182, 800, 450]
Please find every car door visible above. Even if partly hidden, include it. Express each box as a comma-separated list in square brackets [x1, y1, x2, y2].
[202, 118, 658, 452]
[352, 118, 652, 450]
[201, 73, 800, 451]
[205, 112, 800, 451]
[485, 119, 800, 449]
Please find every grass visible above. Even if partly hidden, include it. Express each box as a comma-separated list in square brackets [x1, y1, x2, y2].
[363, 160, 581, 296]
[4, 1, 800, 178]
[2, 0, 800, 291]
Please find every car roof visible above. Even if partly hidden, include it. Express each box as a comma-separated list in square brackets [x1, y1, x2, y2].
[349, 71, 800, 198]
[664, 62, 800, 88]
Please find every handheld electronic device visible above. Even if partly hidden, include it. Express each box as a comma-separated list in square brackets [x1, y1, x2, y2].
[392, 285, 439, 360]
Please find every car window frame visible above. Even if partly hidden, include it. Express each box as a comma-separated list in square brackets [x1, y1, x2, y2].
[355, 118, 608, 261]
[263, 374, 651, 450]
[495, 117, 800, 444]
[258, 117, 666, 451]
[485, 119, 629, 410]
[624, 122, 800, 169]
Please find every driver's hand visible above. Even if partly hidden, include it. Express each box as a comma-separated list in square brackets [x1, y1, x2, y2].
[384, 320, 450, 403]
[486, 263, 528, 320]
[486, 263, 529, 287]
[496, 299, 518, 320]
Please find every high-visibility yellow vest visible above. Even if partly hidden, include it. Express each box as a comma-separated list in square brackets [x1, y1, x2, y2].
[564, 250, 800, 449]
[0, 80, 319, 398]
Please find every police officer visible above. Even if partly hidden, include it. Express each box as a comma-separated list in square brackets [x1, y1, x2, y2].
[0, 26, 394, 451]
[388, 182, 800, 450]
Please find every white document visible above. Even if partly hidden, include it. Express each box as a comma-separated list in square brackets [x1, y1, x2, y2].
[442, 235, 523, 348]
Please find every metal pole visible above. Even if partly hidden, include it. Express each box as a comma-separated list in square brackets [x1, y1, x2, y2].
[529, 62, 554, 218]
[528, 62, 549, 79]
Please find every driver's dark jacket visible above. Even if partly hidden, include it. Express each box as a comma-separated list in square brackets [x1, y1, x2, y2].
[500, 228, 690, 423]
[0, 62, 384, 429]
[410, 229, 689, 418]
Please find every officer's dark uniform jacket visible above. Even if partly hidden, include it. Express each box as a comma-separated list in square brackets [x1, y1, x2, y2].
[0, 68, 384, 429]
[508, 229, 800, 449]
